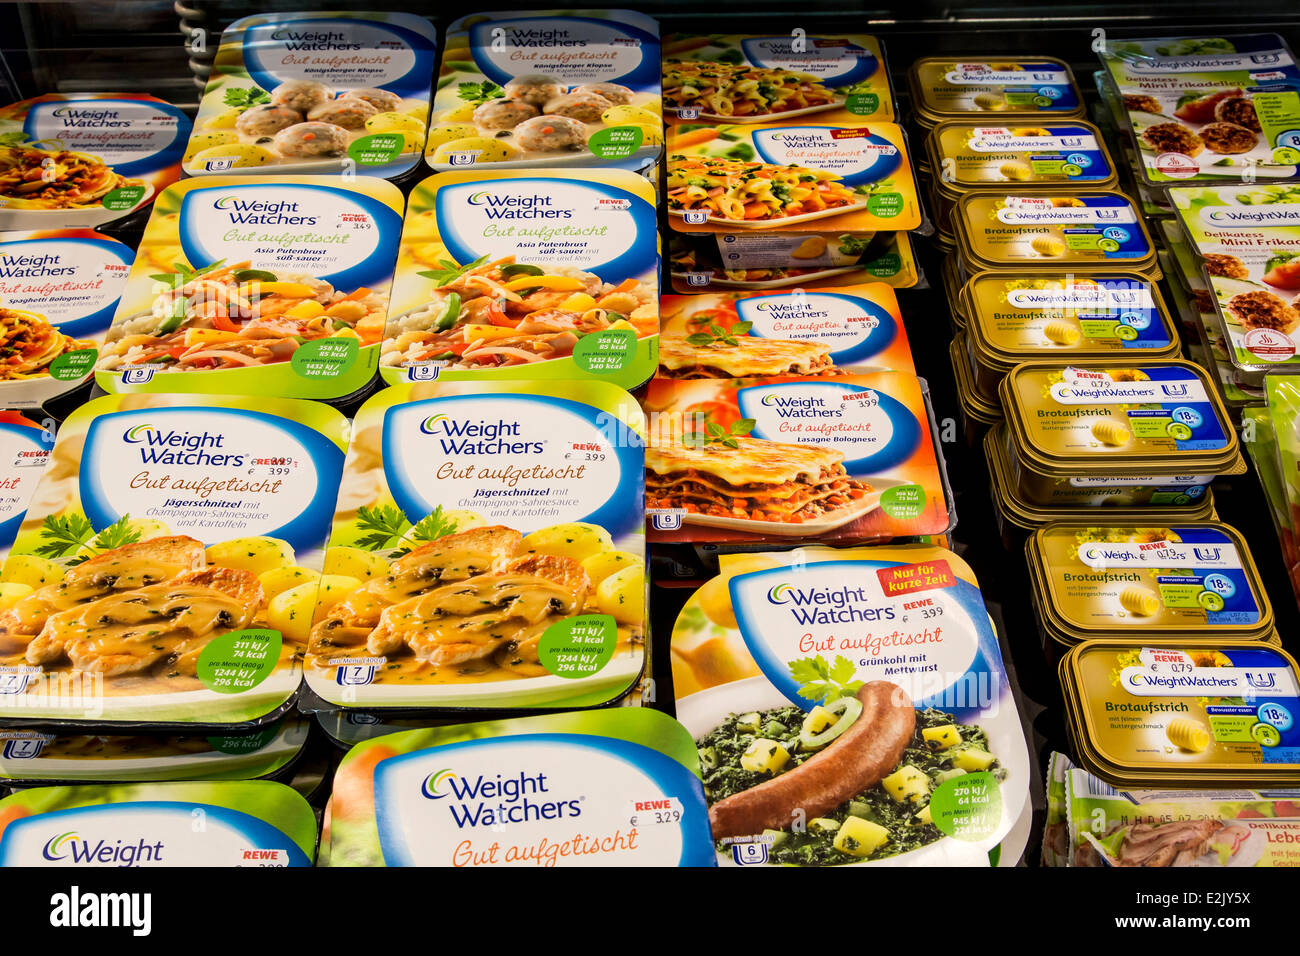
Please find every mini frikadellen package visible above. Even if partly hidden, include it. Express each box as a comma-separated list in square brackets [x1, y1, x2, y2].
[380, 168, 658, 390]
[187, 11, 438, 180]
[302, 379, 646, 712]
[427, 10, 662, 172]
[0, 393, 349, 730]
[93, 174, 404, 402]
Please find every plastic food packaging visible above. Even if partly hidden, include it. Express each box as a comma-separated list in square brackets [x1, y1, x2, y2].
[321, 709, 714, 866]
[0, 93, 190, 231]
[302, 380, 646, 713]
[0, 393, 349, 731]
[643, 372, 953, 545]
[671, 545, 1031, 866]
[0, 410, 53, 568]
[427, 10, 662, 173]
[381, 168, 658, 391]
[187, 12, 438, 181]
[906, 57, 1085, 130]
[663, 32, 893, 123]
[1059, 639, 1300, 788]
[93, 174, 403, 402]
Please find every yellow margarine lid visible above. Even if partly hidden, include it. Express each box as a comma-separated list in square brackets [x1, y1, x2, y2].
[907, 57, 1085, 123]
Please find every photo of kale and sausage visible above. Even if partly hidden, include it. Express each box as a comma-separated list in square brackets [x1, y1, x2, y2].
[696, 660, 1004, 865]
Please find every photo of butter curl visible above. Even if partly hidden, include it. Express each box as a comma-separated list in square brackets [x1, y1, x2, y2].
[1030, 234, 1066, 257]
[1166, 716, 1211, 753]
[1042, 319, 1080, 346]
[1118, 584, 1159, 617]
[1091, 418, 1131, 447]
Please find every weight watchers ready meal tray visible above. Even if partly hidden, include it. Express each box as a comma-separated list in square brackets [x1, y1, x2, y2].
[323, 709, 713, 866]
[643, 372, 950, 544]
[93, 174, 403, 401]
[1098, 34, 1300, 186]
[0, 229, 132, 407]
[381, 169, 658, 390]
[0, 780, 317, 866]
[658, 284, 913, 378]
[427, 10, 661, 171]
[0, 715, 309, 784]
[662, 33, 892, 123]
[0, 393, 349, 729]
[0, 94, 190, 231]
[303, 380, 646, 711]
[187, 12, 438, 180]
[667, 115, 920, 233]
[672, 546, 1030, 867]
[1171, 183, 1300, 378]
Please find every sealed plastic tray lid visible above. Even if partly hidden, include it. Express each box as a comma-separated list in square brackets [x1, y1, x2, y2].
[381, 168, 659, 391]
[1028, 521, 1274, 643]
[189, 12, 437, 180]
[93, 174, 403, 402]
[663, 32, 893, 123]
[303, 379, 646, 712]
[428, 10, 662, 172]
[907, 56, 1084, 124]
[1062, 639, 1300, 780]
[0, 93, 190, 231]
[926, 119, 1117, 194]
[999, 359, 1241, 477]
[658, 283, 914, 378]
[0, 230, 133, 407]
[0, 780, 317, 865]
[0, 410, 54, 565]
[0, 393, 349, 730]
[953, 191, 1157, 274]
[323, 709, 714, 866]
[963, 271, 1180, 371]
[672, 545, 1031, 866]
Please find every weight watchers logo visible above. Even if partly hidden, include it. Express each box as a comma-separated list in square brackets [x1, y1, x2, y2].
[418, 415, 543, 455]
[41, 831, 165, 866]
[419, 768, 582, 828]
[465, 190, 571, 220]
[421, 768, 458, 798]
[212, 195, 317, 225]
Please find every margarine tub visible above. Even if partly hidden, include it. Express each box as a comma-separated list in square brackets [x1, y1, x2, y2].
[941, 255, 967, 331]
[658, 284, 913, 379]
[643, 372, 952, 546]
[963, 272, 1180, 402]
[1027, 521, 1274, 650]
[380, 169, 658, 390]
[0, 393, 349, 730]
[0, 93, 190, 231]
[926, 120, 1118, 228]
[982, 426, 1219, 547]
[322, 709, 712, 866]
[672, 546, 1030, 867]
[949, 336, 1003, 443]
[668, 229, 919, 293]
[0, 410, 53, 566]
[0, 780, 316, 865]
[998, 360, 1241, 497]
[303, 380, 645, 712]
[1098, 34, 1300, 187]
[93, 174, 402, 402]
[667, 113, 921, 236]
[906, 57, 1084, 129]
[1060, 640, 1300, 788]
[1063, 766, 1300, 867]
[953, 191, 1158, 275]
[663, 32, 893, 124]
[0, 715, 309, 785]
[188, 12, 437, 180]
[1171, 183, 1300, 382]
[427, 10, 662, 172]
[0, 229, 132, 408]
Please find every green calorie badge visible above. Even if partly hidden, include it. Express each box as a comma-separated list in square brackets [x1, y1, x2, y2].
[197, 629, 282, 695]
[537, 614, 617, 679]
[928, 771, 1002, 841]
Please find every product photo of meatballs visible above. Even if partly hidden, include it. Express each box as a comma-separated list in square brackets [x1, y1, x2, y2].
[235, 103, 303, 138]
[342, 87, 403, 113]
[514, 114, 589, 152]
[503, 74, 565, 107]
[1227, 289, 1300, 335]
[1199, 121, 1258, 154]
[270, 79, 335, 115]
[307, 97, 379, 130]
[473, 98, 540, 130]
[543, 91, 615, 123]
[1123, 93, 1162, 114]
[572, 82, 634, 106]
[1213, 95, 1261, 132]
[273, 121, 349, 159]
[1140, 121, 1204, 157]
[1202, 253, 1249, 279]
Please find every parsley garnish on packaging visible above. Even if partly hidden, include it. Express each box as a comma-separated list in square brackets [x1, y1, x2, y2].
[685, 321, 752, 349]
[34, 513, 95, 559]
[223, 87, 271, 111]
[788, 654, 865, 704]
[456, 81, 504, 106]
[683, 418, 755, 450]
[417, 253, 490, 288]
[353, 504, 412, 552]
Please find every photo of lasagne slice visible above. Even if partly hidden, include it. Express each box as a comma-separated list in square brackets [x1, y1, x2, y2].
[646, 435, 870, 523]
[658, 334, 838, 378]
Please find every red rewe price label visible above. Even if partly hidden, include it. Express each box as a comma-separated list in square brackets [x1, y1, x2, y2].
[830, 127, 871, 140]
[876, 560, 956, 596]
